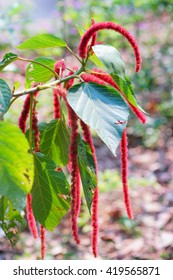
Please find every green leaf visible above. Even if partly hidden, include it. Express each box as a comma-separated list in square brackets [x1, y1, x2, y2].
[17, 34, 66, 49]
[0, 53, 18, 71]
[77, 138, 97, 213]
[89, 53, 105, 68]
[92, 44, 125, 79]
[92, 44, 146, 111]
[67, 83, 129, 155]
[76, 24, 85, 36]
[32, 152, 70, 231]
[0, 79, 12, 119]
[0, 197, 26, 246]
[0, 122, 34, 210]
[39, 119, 70, 167]
[25, 57, 56, 87]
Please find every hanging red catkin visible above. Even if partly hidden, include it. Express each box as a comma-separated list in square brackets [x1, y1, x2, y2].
[54, 59, 66, 77]
[80, 120, 99, 257]
[69, 106, 80, 244]
[53, 89, 61, 119]
[78, 21, 142, 72]
[120, 128, 133, 220]
[88, 19, 97, 52]
[91, 68, 146, 124]
[65, 67, 78, 90]
[40, 225, 46, 260]
[32, 100, 40, 153]
[81, 73, 106, 85]
[18, 92, 39, 239]
[26, 194, 38, 239]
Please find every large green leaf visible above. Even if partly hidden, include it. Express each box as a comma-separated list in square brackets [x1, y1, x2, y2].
[67, 82, 129, 155]
[25, 57, 56, 87]
[0, 53, 18, 71]
[32, 153, 70, 231]
[92, 44, 145, 110]
[39, 119, 70, 167]
[17, 34, 66, 49]
[77, 138, 97, 213]
[0, 79, 12, 119]
[0, 197, 26, 246]
[0, 122, 34, 210]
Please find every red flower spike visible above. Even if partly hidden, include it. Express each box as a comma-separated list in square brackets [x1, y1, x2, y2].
[18, 91, 39, 133]
[40, 225, 46, 260]
[53, 89, 61, 119]
[26, 194, 38, 239]
[91, 187, 99, 257]
[69, 106, 80, 244]
[78, 21, 142, 72]
[129, 104, 146, 124]
[76, 167, 81, 217]
[91, 68, 120, 91]
[88, 19, 97, 52]
[32, 100, 40, 153]
[120, 128, 133, 220]
[81, 73, 106, 86]
[18, 95, 31, 133]
[54, 59, 66, 76]
[91, 68, 146, 124]
[80, 120, 99, 257]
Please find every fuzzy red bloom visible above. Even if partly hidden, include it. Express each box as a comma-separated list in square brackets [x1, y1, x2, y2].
[91, 68, 146, 124]
[32, 100, 40, 152]
[120, 128, 133, 220]
[53, 89, 61, 119]
[40, 225, 46, 260]
[18, 91, 39, 133]
[129, 104, 146, 124]
[81, 73, 106, 86]
[80, 120, 99, 257]
[69, 106, 80, 244]
[26, 194, 38, 239]
[88, 19, 97, 52]
[54, 59, 66, 76]
[18, 95, 31, 133]
[91, 68, 120, 91]
[78, 21, 142, 72]
[91, 187, 99, 257]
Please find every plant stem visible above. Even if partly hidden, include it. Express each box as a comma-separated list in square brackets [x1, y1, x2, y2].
[66, 45, 83, 64]
[29, 93, 34, 154]
[12, 67, 85, 97]
[18, 57, 59, 79]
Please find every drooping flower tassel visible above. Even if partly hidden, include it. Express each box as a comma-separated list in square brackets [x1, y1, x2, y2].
[53, 89, 61, 119]
[80, 120, 99, 257]
[26, 194, 38, 239]
[18, 92, 39, 239]
[91, 68, 146, 124]
[69, 106, 80, 244]
[120, 128, 133, 219]
[81, 73, 106, 85]
[40, 225, 46, 260]
[91, 187, 99, 257]
[78, 21, 142, 72]
[18, 95, 31, 133]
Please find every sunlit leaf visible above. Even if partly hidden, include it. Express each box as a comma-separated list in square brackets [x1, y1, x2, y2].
[67, 82, 129, 155]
